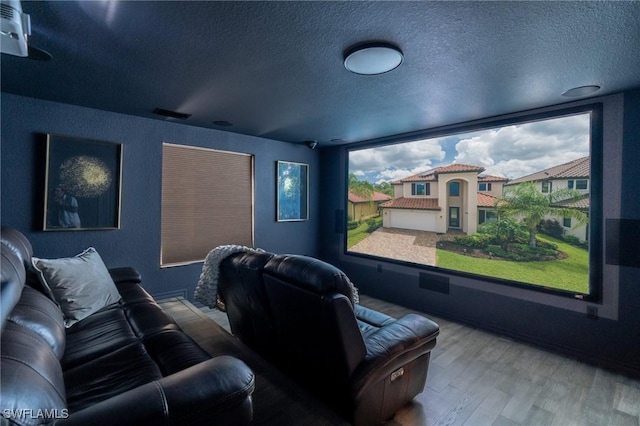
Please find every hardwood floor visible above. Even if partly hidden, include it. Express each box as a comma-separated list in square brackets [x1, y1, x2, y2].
[159, 295, 640, 426]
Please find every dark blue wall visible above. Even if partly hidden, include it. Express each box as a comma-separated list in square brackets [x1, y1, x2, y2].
[319, 90, 640, 376]
[3, 90, 638, 376]
[1, 93, 320, 300]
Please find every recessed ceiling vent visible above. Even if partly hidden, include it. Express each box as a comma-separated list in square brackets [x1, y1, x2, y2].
[1, 0, 31, 57]
[153, 108, 192, 120]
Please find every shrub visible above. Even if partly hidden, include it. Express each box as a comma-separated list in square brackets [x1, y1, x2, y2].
[537, 240, 558, 251]
[366, 218, 381, 233]
[454, 233, 496, 248]
[486, 244, 501, 255]
[486, 245, 517, 260]
[448, 223, 563, 262]
[563, 235, 588, 249]
[484, 241, 558, 261]
[510, 243, 557, 258]
[538, 219, 565, 239]
[563, 235, 580, 245]
[479, 218, 528, 249]
[347, 220, 359, 230]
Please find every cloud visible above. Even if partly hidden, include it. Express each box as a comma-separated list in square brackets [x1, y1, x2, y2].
[349, 139, 446, 178]
[454, 114, 590, 178]
[376, 165, 435, 183]
[349, 112, 591, 182]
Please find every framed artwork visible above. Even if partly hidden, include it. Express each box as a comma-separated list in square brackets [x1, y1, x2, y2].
[276, 161, 309, 222]
[43, 134, 122, 231]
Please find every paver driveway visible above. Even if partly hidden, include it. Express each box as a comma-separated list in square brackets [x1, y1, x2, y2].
[349, 227, 447, 266]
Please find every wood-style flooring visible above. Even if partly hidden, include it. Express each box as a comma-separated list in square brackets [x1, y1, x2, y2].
[159, 295, 640, 426]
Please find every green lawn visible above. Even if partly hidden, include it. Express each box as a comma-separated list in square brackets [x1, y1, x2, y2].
[436, 234, 589, 294]
[347, 217, 382, 248]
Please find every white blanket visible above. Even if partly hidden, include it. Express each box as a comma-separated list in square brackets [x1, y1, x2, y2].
[194, 245, 264, 310]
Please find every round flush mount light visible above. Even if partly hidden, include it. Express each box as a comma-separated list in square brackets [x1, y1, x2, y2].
[344, 42, 404, 75]
[562, 85, 601, 97]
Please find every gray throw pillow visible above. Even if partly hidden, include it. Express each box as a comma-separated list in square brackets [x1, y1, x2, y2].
[32, 247, 121, 327]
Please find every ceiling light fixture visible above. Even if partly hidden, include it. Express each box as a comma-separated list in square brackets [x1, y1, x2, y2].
[562, 85, 601, 97]
[344, 42, 404, 75]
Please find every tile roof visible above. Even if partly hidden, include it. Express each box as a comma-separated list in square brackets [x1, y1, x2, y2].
[381, 193, 498, 209]
[394, 173, 438, 183]
[436, 164, 486, 174]
[507, 156, 590, 185]
[477, 192, 499, 207]
[392, 163, 486, 184]
[380, 197, 441, 210]
[348, 191, 392, 203]
[478, 174, 509, 182]
[552, 194, 590, 210]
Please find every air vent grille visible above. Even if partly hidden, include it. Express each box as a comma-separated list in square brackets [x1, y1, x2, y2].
[0, 4, 15, 20]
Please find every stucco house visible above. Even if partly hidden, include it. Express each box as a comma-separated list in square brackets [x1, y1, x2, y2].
[380, 164, 508, 235]
[505, 156, 590, 241]
[347, 190, 392, 222]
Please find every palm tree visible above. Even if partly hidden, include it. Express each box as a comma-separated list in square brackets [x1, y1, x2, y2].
[348, 173, 376, 222]
[348, 173, 375, 201]
[496, 181, 588, 248]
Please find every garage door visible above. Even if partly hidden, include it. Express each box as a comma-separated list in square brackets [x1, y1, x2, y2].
[389, 210, 437, 232]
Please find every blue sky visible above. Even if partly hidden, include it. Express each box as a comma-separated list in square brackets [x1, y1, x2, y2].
[349, 112, 590, 184]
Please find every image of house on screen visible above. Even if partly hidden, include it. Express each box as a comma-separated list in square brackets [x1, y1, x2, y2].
[380, 156, 589, 241]
[380, 164, 508, 235]
[505, 156, 590, 242]
[348, 191, 392, 222]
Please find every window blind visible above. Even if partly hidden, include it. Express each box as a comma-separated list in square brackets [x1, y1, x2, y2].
[161, 143, 254, 266]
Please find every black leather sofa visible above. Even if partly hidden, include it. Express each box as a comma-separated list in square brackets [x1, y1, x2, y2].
[0, 226, 255, 426]
[219, 251, 440, 425]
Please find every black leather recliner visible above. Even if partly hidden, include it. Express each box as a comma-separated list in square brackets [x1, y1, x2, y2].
[219, 251, 440, 425]
[1, 227, 255, 426]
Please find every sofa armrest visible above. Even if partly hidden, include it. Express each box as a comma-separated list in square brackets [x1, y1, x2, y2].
[352, 313, 439, 391]
[354, 304, 396, 328]
[58, 356, 255, 426]
[108, 267, 142, 284]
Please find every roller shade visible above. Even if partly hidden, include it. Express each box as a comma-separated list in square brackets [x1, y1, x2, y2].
[161, 143, 254, 266]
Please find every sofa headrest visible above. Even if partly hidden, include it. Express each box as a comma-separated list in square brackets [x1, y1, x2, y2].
[1, 227, 33, 329]
[1, 243, 26, 329]
[1, 226, 34, 266]
[264, 255, 356, 305]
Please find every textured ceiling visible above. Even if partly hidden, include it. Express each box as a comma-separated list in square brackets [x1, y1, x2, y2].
[2, 1, 639, 147]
